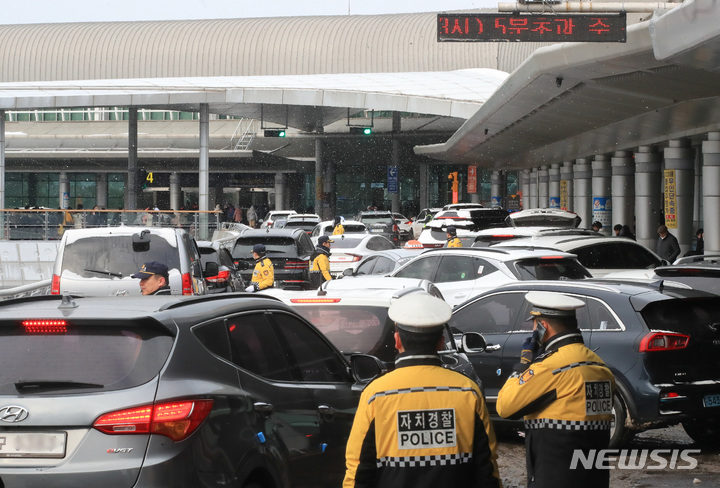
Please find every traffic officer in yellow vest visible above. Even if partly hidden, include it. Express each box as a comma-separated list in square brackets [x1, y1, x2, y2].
[310, 235, 334, 287]
[245, 243, 274, 292]
[343, 292, 501, 488]
[332, 215, 345, 235]
[446, 225, 462, 247]
[496, 291, 615, 488]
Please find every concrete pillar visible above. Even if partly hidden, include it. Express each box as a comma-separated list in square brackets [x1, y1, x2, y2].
[491, 170, 502, 207]
[537, 166, 549, 208]
[0, 110, 5, 238]
[693, 147, 703, 229]
[126, 108, 138, 210]
[198, 104, 210, 239]
[560, 161, 574, 212]
[548, 163, 561, 209]
[664, 138, 695, 254]
[59, 172, 70, 210]
[419, 163, 429, 209]
[702, 133, 720, 254]
[529, 168, 538, 209]
[274, 173, 286, 212]
[96, 173, 108, 209]
[573, 158, 592, 229]
[170, 172, 181, 210]
[390, 113, 401, 213]
[520, 169, 531, 210]
[611, 150, 635, 233]
[315, 138, 324, 217]
[592, 154, 612, 235]
[635, 146, 663, 250]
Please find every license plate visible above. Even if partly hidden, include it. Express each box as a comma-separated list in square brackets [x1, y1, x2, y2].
[703, 394, 720, 408]
[0, 432, 66, 458]
[371, 229, 383, 233]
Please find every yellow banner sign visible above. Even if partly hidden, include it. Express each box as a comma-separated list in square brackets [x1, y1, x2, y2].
[663, 169, 678, 229]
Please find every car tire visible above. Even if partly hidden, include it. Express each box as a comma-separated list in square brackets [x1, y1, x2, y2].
[682, 417, 720, 446]
[609, 392, 634, 448]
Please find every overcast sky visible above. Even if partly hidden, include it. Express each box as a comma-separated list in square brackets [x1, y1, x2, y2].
[2, 0, 497, 24]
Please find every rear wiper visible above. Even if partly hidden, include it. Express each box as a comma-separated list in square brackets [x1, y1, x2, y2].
[15, 380, 105, 392]
[84, 268, 123, 278]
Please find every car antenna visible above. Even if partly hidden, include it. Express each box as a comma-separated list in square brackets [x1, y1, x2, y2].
[58, 294, 79, 309]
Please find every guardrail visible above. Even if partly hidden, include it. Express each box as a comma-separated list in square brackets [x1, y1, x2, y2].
[0, 279, 52, 300]
[0, 209, 224, 241]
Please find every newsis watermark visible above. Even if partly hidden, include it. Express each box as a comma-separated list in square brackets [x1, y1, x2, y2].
[570, 449, 701, 470]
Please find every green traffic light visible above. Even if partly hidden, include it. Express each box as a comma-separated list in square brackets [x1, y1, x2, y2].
[363, 127, 372, 135]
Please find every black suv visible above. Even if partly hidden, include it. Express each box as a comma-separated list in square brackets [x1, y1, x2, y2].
[449, 280, 720, 447]
[356, 211, 400, 245]
[0, 293, 370, 487]
[232, 228, 315, 289]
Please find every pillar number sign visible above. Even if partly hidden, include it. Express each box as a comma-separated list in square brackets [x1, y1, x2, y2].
[437, 13, 626, 43]
[664, 169, 678, 229]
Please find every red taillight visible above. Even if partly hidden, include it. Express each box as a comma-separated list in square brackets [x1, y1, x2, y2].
[393, 224, 399, 232]
[205, 270, 230, 283]
[424, 243, 444, 248]
[330, 254, 362, 263]
[22, 319, 68, 334]
[93, 399, 213, 442]
[639, 332, 690, 352]
[182, 272, 193, 295]
[291, 298, 341, 303]
[540, 256, 565, 260]
[285, 261, 308, 269]
[51, 274, 60, 295]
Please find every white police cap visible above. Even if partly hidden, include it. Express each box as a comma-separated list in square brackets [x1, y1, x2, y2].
[525, 291, 585, 318]
[388, 292, 452, 333]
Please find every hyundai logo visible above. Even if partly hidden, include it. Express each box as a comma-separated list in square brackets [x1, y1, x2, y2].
[0, 405, 29, 423]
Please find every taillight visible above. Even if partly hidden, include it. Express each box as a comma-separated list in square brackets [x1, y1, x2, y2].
[285, 261, 308, 269]
[93, 399, 213, 442]
[330, 254, 362, 263]
[23, 319, 68, 334]
[424, 243, 444, 248]
[51, 274, 60, 295]
[639, 332, 690, 352]
[290, 298, 341, 303]
[205, 270, 230, 283]
[393, 224, 399, 232]
[182, 272, 193, 295]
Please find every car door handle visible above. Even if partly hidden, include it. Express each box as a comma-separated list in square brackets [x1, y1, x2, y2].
[318, 404, 335, 420]
[253, 402, 274, 416]
[485, 344, 501, 352]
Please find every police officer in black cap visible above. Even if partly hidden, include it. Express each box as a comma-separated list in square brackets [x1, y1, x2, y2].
[310, 235, 334, 287]
[343, 292, 500, 488]
[446, 225, 462, 248]
[245, 243, 274, 292]
[497, 291, 615, 488]
[132, 261, 171, 295]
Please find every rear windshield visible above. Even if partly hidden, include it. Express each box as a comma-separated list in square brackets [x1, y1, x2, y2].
[640, 298, 720, 335]
[512, 258, 591, 280]
[283, 221, 316, 228]
[0, 322, 173, 394]
[292, 305, 395, 362]
[361, 215, 393, 224]
[509, 216, 579, 227]
[330, 237, 365, 249]
[61, 235, 180, 278]
[324, 224, 366, 235]
[233, 237, 297, 258]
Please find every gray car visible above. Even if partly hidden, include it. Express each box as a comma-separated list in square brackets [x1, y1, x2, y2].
[356, 210, 400, 246]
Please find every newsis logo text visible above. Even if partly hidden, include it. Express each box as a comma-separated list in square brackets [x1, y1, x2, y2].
[570, 449, 701, 470]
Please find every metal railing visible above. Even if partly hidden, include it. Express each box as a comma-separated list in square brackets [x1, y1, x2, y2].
[0, 209, 225, 241]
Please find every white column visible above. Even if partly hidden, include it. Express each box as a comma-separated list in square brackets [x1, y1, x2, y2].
[520, 169, 531, 210]
[198, 103, 210, 239]
[560, 161, 574, 212]
[664, 138, 695, 254]
[529, 168, 538, 209]
[635, 146, 663, 250]
[702, 133, 720, 254]
[538, 165, 549, 208]
[549, 163, 561, 209]
[611, 150, 635, 233]
[170, 172, 181, 211]
[592, 154, 612, 235]
[573, 158, 592, 229]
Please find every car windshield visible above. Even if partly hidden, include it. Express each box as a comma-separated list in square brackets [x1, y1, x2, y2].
[361, 215, 393, 224]
[61, 235, 181, 278]
[0, 322, 173, 394]
[511, 257, 592, 280]
[330, 237, 365, 249]
[233, 237, 297, 257]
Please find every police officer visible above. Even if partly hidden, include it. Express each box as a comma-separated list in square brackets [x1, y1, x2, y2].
[310, 235, 334, 287]
[343, 292, 501, 488]
[245, 243, 274, 292]
[332, 215, 345, 235]
[496, 291, 615, 488]
[446, 225, 462, 248]
[132, 261, 171, 295]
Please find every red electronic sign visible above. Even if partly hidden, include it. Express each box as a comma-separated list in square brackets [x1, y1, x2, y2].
[438, 13, 626, 43]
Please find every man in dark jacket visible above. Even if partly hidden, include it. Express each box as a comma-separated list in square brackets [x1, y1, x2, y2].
[310, 235, 334, 287]
[656, 224, 681, 262]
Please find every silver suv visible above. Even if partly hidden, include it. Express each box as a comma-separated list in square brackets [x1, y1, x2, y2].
[51, 227, 212, 296]
[356, 210, 399, 245]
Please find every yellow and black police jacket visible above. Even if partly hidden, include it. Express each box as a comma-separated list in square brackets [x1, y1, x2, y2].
[332, 224, 345, 235]
[251, 257, 274, 290]
[343, 354, 501, 488]
[496, 331, 615, 488]
[447, 236, 462, 248]
[310, 247, 333, 282]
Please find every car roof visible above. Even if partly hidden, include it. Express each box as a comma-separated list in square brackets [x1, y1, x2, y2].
[415, 246, 580, 261]
[238, 228, 307, 238]
[490, 234, 611, 250]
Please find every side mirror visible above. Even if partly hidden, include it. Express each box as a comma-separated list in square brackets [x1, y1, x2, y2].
[459, 332, 487, 353]
[350, 354, 387, 384]
[343, 268, 354, 277]
[235, 260, 251, 270]
[204, 261, 219, 278]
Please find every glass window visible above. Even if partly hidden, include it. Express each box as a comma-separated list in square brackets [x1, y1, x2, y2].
[393, 255, 441, 280]
[193, 319, 232, 362]
[226, 312, 294, 381]
[435, 255, 479, 283]
[585, 299, 622, 331]
[355, 257, 378, 275]
[366, 236, 395, 251]
[617, 242, 662, 269]
[512, 258, 591, 280]
[574, 243, 623, 270]
[450, 293, 524, 334]
[270, 312, 349, 382]
[372, 256, 396, 275]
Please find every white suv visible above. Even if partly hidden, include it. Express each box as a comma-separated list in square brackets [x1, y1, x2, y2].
[260, 210, 298, 228]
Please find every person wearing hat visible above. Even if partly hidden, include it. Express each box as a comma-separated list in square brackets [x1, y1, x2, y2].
[310, 235, 334, 287]
[332, 215, 345, 235]
[132, 261, 171, 295]
[446, 225, 462, 248]
[591, 221, 603, 232]
[496, 291, 615, 488]
[245, 243, 274, 292]
[343, 292, 501, 488]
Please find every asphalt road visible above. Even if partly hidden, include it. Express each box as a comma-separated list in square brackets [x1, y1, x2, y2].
[496, 425, 720, 487]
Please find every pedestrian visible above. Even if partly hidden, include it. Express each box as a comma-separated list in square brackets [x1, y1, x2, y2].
[619, 224, 636, 241]
[343, 292, 501, 488]
[247, 205, 258, 228]
[331, 215, 345, 235]
[446, 225, 462, 247]
[591, 221, 603, 232]
[233, 205, 243, 223]
[131, 261, 171, 295]
[613, 224, 622, 236]
[73, 203, 85, 229]
[656, 224, 681, 262]
[685, 228, 704, 256]
[496, 291, 615, 488]
[310, 235, 334, 287]
[245, 243, 274, 292]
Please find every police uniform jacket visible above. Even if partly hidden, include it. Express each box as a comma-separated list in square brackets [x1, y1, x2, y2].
[496, 331, 615, 488]
[310, 246, 333, 282]
[251, 257, 274, 290]
[332, 224, 345, 235]
[447, 236, 462, 248]
[149, 285, 171, 295]
[343, 353, 501, 488]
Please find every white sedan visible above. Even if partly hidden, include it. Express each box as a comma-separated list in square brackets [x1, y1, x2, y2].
[317, 234, 396, 276]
